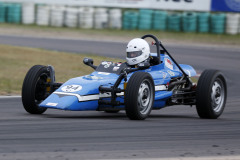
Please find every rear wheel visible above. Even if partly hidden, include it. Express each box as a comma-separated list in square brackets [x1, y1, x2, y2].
[125, 72, 155, 120]
[22, 65, 50, 114]
[196, 70, 227, 119]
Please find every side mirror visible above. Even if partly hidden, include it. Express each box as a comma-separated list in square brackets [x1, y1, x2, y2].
[83, 58, 93, 65]
[83, 58, 97, 69]
[137, 61, 150, 70]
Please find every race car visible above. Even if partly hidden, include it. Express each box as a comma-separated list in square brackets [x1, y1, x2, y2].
[22, 34, 227, 120]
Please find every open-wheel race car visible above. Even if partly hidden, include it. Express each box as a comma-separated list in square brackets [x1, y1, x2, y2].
[22, 34, 227, 120]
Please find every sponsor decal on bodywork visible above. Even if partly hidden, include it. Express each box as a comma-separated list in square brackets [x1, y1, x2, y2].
[116, 62, 122, 67]
[113, 67, 120, 71]
[165, 58, 173, 70]
[84, 75, 103, 80]
[167, 70, 175, 76]
[159, 71, 168, 79]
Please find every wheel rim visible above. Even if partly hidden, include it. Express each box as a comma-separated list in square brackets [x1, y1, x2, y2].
[137, 80, 153, 115]
[35, 73, 49, 105]
[211, 79, 225, 113]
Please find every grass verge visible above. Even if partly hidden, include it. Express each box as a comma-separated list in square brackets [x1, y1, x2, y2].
[0, 44, 122, 95]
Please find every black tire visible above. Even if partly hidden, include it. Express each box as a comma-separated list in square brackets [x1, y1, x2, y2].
[196, 69, 227, 119]
[22, 65, 50, 114]
[125, 72, 155, 120]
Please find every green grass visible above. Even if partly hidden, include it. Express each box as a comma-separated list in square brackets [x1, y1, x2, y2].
[0, 45, 123, 95]
[0, 23, 240, 46]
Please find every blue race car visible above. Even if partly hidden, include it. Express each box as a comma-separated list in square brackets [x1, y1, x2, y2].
[22, 35, 227, 120]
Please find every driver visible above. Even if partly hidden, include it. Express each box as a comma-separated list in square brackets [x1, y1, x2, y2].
[126, 38, 150, 66]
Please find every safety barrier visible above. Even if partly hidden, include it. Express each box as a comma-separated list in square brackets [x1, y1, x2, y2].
[109, 9, 122, 29]
[36, 5, 50, 26]
[167, 13, 181, 32]
[226, 13, 240, 35]
[152, 11, 167, 31]
[50, 5, 65, 27]
[138, 9, 153, 30]
[182, 12, 197, 32]
[123, 11, 139, 30]
[22, 3, 34, 24]
[210, 13, 226, 34]
[65, 7, 78, 28]
[0, 2, 6, 22]
[6, 3, 21, 23]
[0, 2, 239, 35]
[79, 7, 94, 29]
[198, 12, 210, 33]
[94, 8, 108, 29]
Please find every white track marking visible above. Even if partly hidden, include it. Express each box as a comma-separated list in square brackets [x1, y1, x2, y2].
[0, 96, 21, 99]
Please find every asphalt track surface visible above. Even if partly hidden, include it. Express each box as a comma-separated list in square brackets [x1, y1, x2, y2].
[0, 35, 240, 160]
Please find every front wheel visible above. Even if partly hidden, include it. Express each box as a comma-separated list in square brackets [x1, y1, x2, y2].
[125, 72, 155, 120]
[22, 65, 50, 114]
[196, 70, 227, 119]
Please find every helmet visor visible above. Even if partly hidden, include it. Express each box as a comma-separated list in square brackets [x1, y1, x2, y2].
[127, 51, 142, 58]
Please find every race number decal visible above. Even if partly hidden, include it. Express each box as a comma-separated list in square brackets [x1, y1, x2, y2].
[165, 58, 173, 70]
[102, 61, 112, 68]
[61, 85, 82, 92]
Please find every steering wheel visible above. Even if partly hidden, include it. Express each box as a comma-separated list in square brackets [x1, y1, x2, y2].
[141, 34, 161, 64]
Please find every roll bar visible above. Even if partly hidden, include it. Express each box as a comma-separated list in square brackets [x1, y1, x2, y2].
[141, 34, 161, 64]
[141, 34, 188, 78]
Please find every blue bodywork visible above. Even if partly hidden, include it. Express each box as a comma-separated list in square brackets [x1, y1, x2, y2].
[40, 54, 196, 111]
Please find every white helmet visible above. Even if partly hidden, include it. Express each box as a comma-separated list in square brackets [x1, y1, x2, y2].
[126, 38, 150, 65]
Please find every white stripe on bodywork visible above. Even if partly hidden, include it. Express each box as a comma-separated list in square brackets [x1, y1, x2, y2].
[46, 102, 58, 106]
[54, 91, 124, 102]
[155, 85, 168, 91]
[53, 85, 167, 102]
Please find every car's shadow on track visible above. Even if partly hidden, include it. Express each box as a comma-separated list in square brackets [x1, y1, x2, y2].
[42, 113, 127, 119]
[37, 111, 198, 120]
[150, 114, 198, 119]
